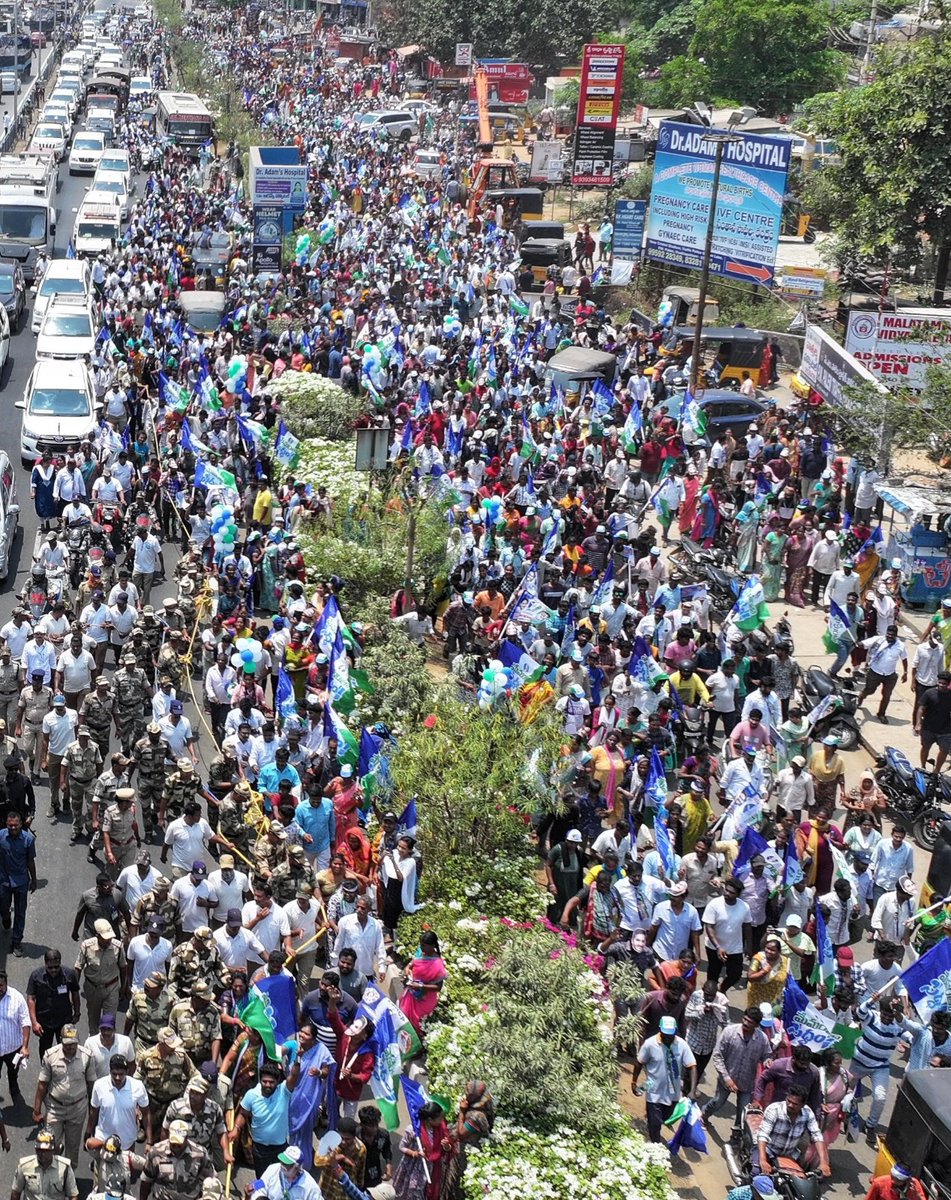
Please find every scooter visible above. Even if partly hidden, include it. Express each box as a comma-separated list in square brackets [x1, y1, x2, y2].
[801, 666, 861, 751]
[874, 746, 951, 850]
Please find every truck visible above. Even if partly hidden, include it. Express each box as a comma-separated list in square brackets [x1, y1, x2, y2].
[0, 157, 56, 282]
[155, 90, 213, 155]
[72, 194, 120, 256]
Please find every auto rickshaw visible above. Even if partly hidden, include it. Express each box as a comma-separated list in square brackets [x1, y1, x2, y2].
[873, 1069, 951, 1193]
[654, 286, 721, 328]
[670, 325, 769, 387]
[484, 186, 544, 224]
[519, 237, 571, 287]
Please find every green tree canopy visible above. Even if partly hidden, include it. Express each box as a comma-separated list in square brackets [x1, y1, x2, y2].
[688, 0, 844, 112]
[379, 0, 624, 75]
[805, 30, 951, 295]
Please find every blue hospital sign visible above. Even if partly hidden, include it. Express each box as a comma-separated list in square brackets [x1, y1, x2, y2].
[646, 121, 791, 286]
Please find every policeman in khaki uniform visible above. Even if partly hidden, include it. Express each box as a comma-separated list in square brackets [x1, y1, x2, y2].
[89, 753, 130, 864]
[11, 1129, 78, 1200]
[75, 919, 128, 1033]
[162, 1076, 232, 1170]
[140, 1119, 214, 1200]
[160, 760, 209, 826]
[61, 725, 103, 843]
[215, 780, 251, 855]
[156, 631, 187, 693]
[270, 844, 317, 904]
[101, 788, 141, 876]
[124, 973, 172, 1059]
[0, 645, 21, 729]
[168, 981, 222, 1066]
[113, 653, 151, 757]
[138, 1028, 197, 1130]
[131, 877, 180, 939]
[16, 672, 53, 781]
[33, 1023, 96, 1168]
[79, 679, 115, 762]
[132, 723, 174, 831]
[168, 928, 227, 999]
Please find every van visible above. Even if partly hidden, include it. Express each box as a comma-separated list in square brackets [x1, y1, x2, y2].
[0, 451, 19, 582]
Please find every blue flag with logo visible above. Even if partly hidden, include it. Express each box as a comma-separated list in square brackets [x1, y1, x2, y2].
[401, 1074, 429, 1136]
[783, 837, 805, 886]
[782, 975, 841, 1052]
[901, 937, 951, 1019]
[276, 668, 297, 719]
[732, 826, 769, 879]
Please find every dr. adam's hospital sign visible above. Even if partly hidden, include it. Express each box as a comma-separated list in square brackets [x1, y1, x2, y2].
[646, 121, 792, 287]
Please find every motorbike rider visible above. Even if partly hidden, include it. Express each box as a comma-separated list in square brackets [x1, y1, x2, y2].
[754, 1084, 831, 1179]
[62, 495, 93, 530]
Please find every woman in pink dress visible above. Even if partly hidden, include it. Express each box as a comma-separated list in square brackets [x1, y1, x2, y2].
[399, 930, 447, 1038]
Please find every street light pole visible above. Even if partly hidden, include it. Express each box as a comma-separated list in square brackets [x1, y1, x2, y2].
[688, 130, 741, 394]
[12, 0, 19, 129]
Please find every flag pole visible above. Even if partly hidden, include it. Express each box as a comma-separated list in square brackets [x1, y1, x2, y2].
[416, 1136, 432, 1183]
[907, 894, 951, 926]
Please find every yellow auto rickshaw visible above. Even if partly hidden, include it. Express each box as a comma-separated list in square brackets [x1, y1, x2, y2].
[873, 1069, 951, 1192]
[671, 325, 769, 388]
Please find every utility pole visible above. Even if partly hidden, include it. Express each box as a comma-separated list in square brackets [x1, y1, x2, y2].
[688, 131, 741, 394]
[12, 0, 18, 129]
[862, 0, 878, 82]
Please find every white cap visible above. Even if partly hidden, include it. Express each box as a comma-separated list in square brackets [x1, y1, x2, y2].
[566, 829, 583, 843]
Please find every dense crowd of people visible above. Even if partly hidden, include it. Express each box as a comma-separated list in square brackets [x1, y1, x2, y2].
[0, 2, 948, 1200]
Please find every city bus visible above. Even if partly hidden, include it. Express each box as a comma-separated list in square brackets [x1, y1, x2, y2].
[155, 90, 213, 156]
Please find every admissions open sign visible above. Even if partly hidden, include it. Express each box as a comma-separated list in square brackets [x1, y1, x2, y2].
[845, 308, 951, 391]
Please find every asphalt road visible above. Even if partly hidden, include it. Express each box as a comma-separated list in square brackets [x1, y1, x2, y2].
[0, 157, 185, 1192]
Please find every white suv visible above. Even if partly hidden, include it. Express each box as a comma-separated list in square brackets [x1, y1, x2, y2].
[32, 257, 92, 333]
[36, 293, 97, 360]
[16, 358, 99, 464]
[358, 110, 416, 141]
[69, 130, 105, 174]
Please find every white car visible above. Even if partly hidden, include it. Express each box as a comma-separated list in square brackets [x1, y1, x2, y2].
[36, 293, 97, 360]
[29, 123, 67, 162]
[0, 71, 21, 96]
[41, 102, 72, 135]
[31, 257, 92, 334]
[98, 148, 130, 182]
[129, 75, 153, 100]
[358, 111, 417, 141]
[89, 170, 128, 218]
[69, 131, 105, 174]
[16, 358, 99, 464]
[50, 88, 79, 117]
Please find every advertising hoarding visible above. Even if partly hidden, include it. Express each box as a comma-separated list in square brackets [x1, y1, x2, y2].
[800, 324, 884, 407]
[613, 198, 646, 260]
[645, 121, 791, 286]
[571, 43, 625, 187]
[845, 308, 951, 390]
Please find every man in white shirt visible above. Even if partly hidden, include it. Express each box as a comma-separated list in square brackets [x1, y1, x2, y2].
[771, 757, 815, 822]
[0, 973, 30, 1099]
[41, 695, 78, 817]
[161, 802, 230, 879]
[88, 1055, 149, 1149]
[159, 703, 197, 763]
[207, 855, 252, 924]
[83, 1013, 135, 1080]
[21, 631, 58, 686]
[241, 884, 291, 957]
[0, 612, 32, 664]
[55, 635, 97, 710]
[169, 862, 216, 933]
[283, 886, 322, 994]
[870, 877, 916, 952]
[106, 595, 136, 664]
[116, 851, 159, 910]
[332, 896, 386, 981]
[214, 907, 266, 973]
[53, 460, 86, 504]
[126, 917, 173, 992]
[130, 527, 164, 606]
[706, 660, 739, 743]
[858, 624, 909, 723]
[741, 679, 782, 731]
[79, 595, 111, 670]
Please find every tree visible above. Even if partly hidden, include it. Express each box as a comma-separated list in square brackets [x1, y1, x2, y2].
[378, 0, 624, 75]
[805, 29, 951, 299]
[688, 0, 844, 112]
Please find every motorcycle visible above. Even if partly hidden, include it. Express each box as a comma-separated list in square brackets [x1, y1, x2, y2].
[65, 521, 91, 591]
[22, 562, 68, 619]
[725, 1104, 824, 1200]
[874, 746, 951, 850]
[801, 667, 861, 751]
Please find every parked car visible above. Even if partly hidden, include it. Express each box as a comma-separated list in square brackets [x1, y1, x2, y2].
[0, 257, 26, 328]
[684, 389, 767, 444]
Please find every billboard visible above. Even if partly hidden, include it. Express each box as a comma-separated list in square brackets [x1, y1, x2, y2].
[468, 62, 533, 105]
[800, 324, 884, 407]
[529, 140, 563, 183]
[613, 198, 646, 260]
[845, 308, 951, 390]
[645, 121, 791, 286]
[777, 267, 827, 301]
[250, 146, 308, 210]
[571, 43, 625, 187]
